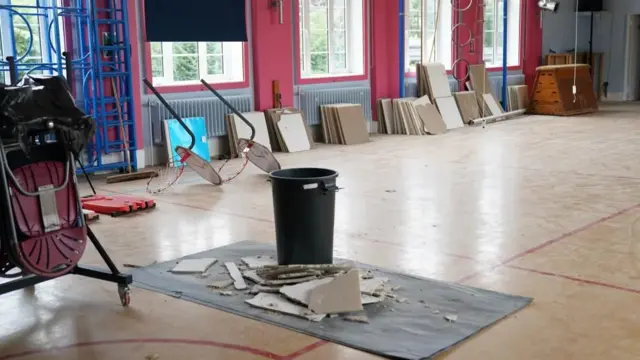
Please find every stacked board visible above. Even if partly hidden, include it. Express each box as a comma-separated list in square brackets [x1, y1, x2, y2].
[424, 63, 464, 130]
[225, 112, 271, 157]
[264, 108, 314, 152]
[453, 91, 481, 124]
[376, 62, 470, 135]
[416, 63, 431, 99]
[376, 96, 446, 135]
[320, 104, 369, 145]
[468, 63, 504, 118]
[507, 85, 530, 112]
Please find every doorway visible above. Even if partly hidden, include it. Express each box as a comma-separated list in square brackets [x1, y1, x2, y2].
[624, 14, 640, 101]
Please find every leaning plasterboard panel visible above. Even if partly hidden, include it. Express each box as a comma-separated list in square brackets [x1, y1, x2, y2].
[483, 93, 504, 116]
[435, 97, 465, 129]
[426, 63, 452, 99]
[232, 112, 272, 151]
[278, 114, 311, 152]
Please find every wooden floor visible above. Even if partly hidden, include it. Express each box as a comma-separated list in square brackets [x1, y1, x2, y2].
[2, 103, 640, 359]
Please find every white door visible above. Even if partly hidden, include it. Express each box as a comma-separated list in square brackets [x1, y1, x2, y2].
[626, 15, 640, 100]
[634, 16, 640, 100]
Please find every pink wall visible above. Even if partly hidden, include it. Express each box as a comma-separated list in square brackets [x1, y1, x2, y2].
[251, 0, 295, 110]
[522, 1, 543, 93]
[127, 0, 144, 150]
[370, 0, 400, 110]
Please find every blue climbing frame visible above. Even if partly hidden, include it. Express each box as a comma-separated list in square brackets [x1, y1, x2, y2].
[0, 0, 137, 174]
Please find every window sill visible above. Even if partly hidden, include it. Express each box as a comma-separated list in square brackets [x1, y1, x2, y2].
[297, 73, 367, 85]
[144, 79, 249, 94]
[404, 69, 453, 77]
[486, 65, 522, 72]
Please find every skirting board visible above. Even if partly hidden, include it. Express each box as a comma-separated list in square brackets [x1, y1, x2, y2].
[147, 137, 228, 167]
[600, 92, 625, 102]
[369, 121, 379, 134]
[309, 123, 375, 144]
[100, 149, 147, 171]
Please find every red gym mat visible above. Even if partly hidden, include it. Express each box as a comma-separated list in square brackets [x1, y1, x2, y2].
[81, 194, 156, 217]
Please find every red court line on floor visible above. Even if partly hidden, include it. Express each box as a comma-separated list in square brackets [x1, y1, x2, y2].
[283, 340, 329, 360]
[0, 338, 328, 360]
[457, 202, 640, 283]
[92, 186, 275, 224]
[507, 265, 640, 295]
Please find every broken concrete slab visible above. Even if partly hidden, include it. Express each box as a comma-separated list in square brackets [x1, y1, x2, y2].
[242, 270, 265, 284]
[359, 269, 375, 280]
[241, 255, 277, 269]
[360, 277, 389, 296]
[242, 270, 316, 286]
[279, 278, 334, 305]
[277, 270, 322, 279]
[361, 294, 385, 305]
[245, 293, 326, 322]
[207, 279, 234, 289]
[343, 314, 369, 323]
[170, 258, 217, 274]
[225, 262, 247, 290]
[308, 270, 363, 314]
[257, 264, 352, 280]
[444, 314, 458, 323]
[249, 285, 282, 294]
[263, 275, 318, 286]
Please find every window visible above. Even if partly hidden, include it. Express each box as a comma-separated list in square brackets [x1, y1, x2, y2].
[298, 0, 364, 79]
[150, 42, 244, 86]
[483, 0, 521, 67]
[0, 0, 66, 83]
[405, 0, 452, 72]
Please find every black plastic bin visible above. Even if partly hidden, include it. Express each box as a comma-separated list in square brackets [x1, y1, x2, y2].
[269, 167, 339, 265]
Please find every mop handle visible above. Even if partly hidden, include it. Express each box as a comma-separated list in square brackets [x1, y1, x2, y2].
[143, 78, 196, 150]
[200, 79, 255, 142]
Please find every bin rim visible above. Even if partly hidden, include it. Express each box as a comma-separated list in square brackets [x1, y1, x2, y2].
[269, 167, 339, 181]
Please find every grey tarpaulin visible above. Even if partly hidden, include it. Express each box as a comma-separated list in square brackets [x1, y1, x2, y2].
[128, 241, 532, 359]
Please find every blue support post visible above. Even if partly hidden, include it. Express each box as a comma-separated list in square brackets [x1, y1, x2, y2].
[0, 0, 136, 174]
[501, 0, 508, 107]
[399, 0, 405, 98]
[51, 0, 64, 77]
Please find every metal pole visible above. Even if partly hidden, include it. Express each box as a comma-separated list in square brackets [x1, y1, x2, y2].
[469, 109, 526, 126]
[399, 0, 406, 97]
[63, 51, 73, 89]
[200, 79, 256, 142]
[589, 11, 594, 77]
[142, 78, 196, 150]
[501, 0, 508, 107]
[6, 56, 17, 85]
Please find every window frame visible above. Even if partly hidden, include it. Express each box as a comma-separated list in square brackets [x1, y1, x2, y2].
[0, 0, 68, 84]
[483, 0, 525, 72]
[294, 0, 368, 85]
[141, 2, 250, 94]
[404, 0, 454, 76]
[149, 41, 244, 87]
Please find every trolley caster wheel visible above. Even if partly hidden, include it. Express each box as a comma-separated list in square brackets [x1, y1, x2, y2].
[118, 285, 131, 307]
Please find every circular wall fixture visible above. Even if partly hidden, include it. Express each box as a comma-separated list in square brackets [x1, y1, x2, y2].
[451, 58, 471, 82]
[451, 23, 473, 47]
